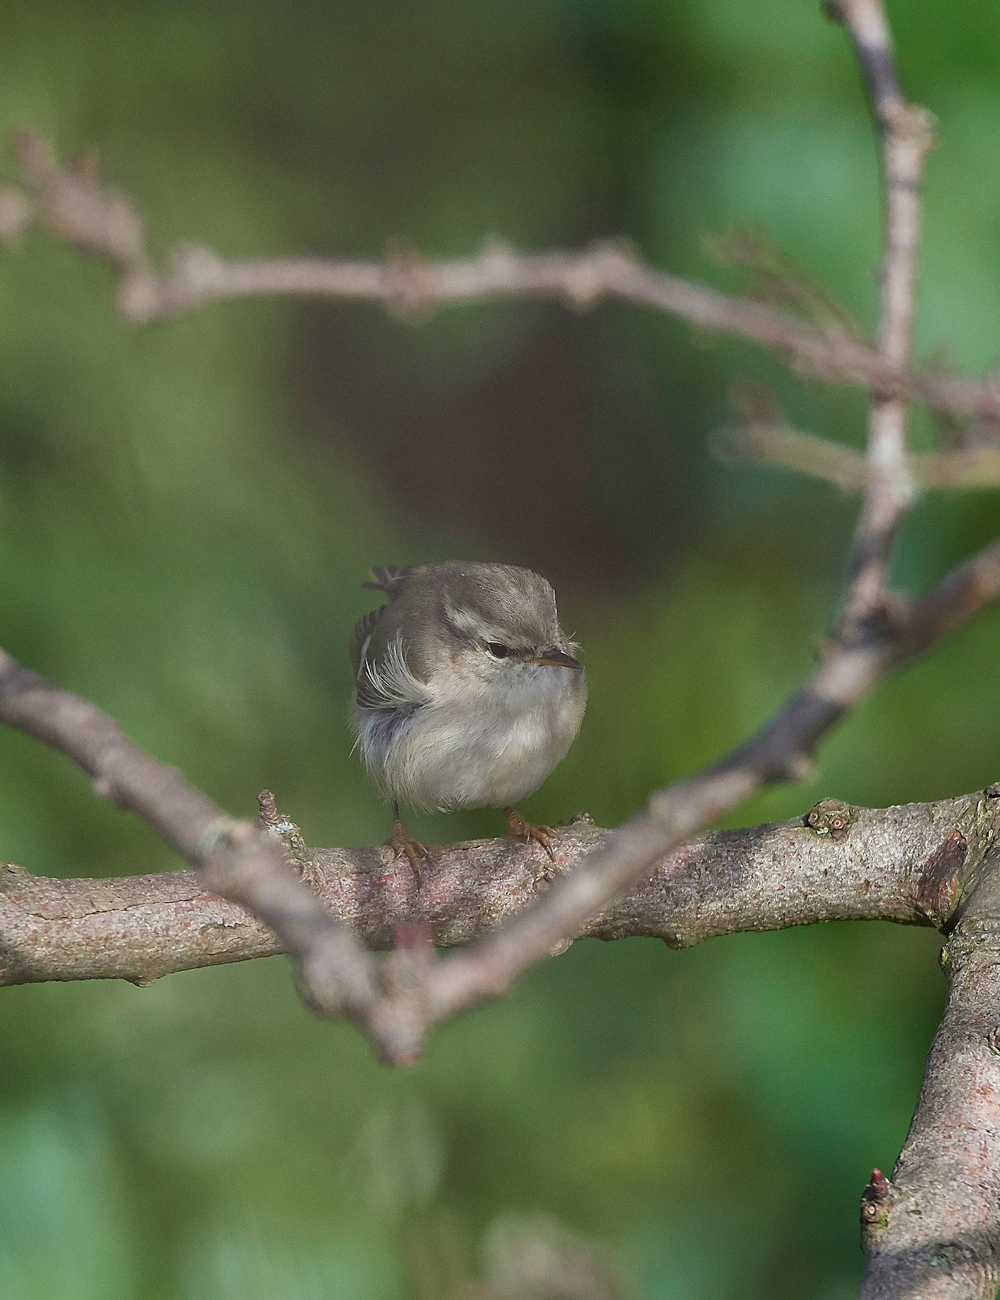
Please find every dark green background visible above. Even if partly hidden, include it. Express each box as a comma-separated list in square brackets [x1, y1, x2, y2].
[2, 0, 998, 1295]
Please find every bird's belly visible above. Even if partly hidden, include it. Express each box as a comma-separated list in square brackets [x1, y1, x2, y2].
[374, 672, 585, 810]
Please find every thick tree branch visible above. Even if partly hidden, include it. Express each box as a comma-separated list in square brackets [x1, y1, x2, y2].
[817, 4, 1000, 1295]
[0, 791, 995, 988]
[859, 836, 1000, 1300]
[4, 132, 1000, 427]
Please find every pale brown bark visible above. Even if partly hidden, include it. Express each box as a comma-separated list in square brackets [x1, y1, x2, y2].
[859, 838, 1000, 1299]
[0, 791, 991, 988]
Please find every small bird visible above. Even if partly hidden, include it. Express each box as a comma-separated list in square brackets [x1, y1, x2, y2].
[350, 562, 587, 879]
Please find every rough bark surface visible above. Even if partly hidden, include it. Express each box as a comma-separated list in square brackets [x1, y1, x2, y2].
[860, 836, 1000, 1300]
[1, 791, 994, 988]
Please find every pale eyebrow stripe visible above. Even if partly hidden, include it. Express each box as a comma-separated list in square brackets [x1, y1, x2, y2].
[442, 593, 495, 639]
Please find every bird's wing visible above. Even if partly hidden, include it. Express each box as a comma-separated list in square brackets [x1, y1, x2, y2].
[350, 600, 430, 712]
[361, 565, 414, 596]
[349, 606, 384, 688]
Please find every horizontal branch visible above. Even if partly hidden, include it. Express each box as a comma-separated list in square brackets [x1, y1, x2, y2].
[4, 132, 1000, 426]
[1, 791, 994, 988]
[714, 425, 1000, 492]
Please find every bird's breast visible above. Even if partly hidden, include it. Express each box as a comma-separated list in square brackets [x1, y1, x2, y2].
[359, 665, 586, 810]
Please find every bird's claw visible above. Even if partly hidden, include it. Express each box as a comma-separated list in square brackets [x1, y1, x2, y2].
[386, 819, 433, 886]
[504, 807, 557, 861]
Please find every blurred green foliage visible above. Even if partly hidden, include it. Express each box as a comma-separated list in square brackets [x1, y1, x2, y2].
[1, 0, 999, 1295]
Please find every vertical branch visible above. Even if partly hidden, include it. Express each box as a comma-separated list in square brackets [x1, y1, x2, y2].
[858, 843, 1000, 1299]
[830, 0, 936, 633]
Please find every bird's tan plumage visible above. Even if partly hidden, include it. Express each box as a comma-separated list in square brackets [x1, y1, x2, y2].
[350, 562, 586, 815]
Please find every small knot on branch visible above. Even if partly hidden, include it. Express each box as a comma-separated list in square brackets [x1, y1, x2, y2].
[861, 1168, 891, 1223]
[15, 133, 149, 275]
[256, 788, 304, 846]
[916, 829, 966, 926]
[806, 798, 853, 840]
[860, 1168, 892, 1251]
[561, 239, 639, 309]
[837, 589, 912, 650]
[255, 789, 319, 884]
[882, 101, 938, 154]
[383, 240, 436, 321]
[121, 243, 226, 322]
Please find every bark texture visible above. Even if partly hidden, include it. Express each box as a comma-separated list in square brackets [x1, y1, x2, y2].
[1, 791, 994, 989]
[860, 837, 1000, 1299]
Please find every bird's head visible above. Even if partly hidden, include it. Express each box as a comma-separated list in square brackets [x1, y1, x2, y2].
[404, 562, 583, 685]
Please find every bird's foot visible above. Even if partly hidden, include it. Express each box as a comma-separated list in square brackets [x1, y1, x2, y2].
[386, 817, 433, 886]
[504, 806, 556, 862]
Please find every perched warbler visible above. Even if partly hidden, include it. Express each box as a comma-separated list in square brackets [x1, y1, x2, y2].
[351, 562, 586, 878]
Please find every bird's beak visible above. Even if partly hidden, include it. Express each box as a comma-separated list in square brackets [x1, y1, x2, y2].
[526, 648, 583, 669]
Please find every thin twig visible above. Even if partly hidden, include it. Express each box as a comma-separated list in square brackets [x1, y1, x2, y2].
[831, 0, 937, 636]
[713, 424, 869, 489]
[6, 132, 1000, 426]
[714, 424, 1000, 493]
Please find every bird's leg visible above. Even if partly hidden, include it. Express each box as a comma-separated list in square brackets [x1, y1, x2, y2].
[503, 805, 556, 862]
[386, 800, 432, 886]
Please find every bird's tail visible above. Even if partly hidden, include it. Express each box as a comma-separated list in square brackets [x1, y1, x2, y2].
[362, 565, 414, 595]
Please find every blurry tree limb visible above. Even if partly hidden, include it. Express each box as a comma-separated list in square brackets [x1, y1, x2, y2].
[714, 424, 870, 489]
[0, 789, 994, 988]
[714, 424, 1000, 493]
[831, 0, 936, 638]
[0, 648, 383, 1032]
[5, 131, 1000, 427]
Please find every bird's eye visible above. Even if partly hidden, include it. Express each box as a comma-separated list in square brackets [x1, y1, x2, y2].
[484, 641, 512, 658]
